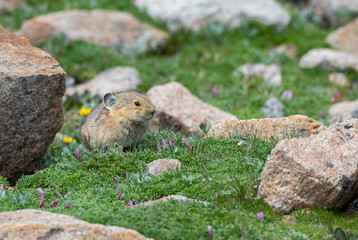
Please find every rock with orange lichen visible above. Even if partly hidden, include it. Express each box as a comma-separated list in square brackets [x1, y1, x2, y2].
[0, 209, 152, 240]
[258, 119, 358, 214]
[206, 115, 326, 141]
[0, 26, 66, 184]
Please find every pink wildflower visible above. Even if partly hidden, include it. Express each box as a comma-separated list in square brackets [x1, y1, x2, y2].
[331, 91, 340, 103]
[76, 148, 82, 162]
[38, 188, 44, 208]
[65, 201, 71, 209]
[208, 226, 214, 240]
[157, 140, 162, 152]
[182, 139, 191, 154]
[281, 90, 293, 100]
[257, 212, 264, 221]
[114, 177, 119, 191]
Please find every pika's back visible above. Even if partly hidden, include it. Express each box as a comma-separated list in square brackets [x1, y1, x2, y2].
[81, 90, 156, 150]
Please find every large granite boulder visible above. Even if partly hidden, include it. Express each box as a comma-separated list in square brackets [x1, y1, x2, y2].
[17, 10, 169, 56]
[0, 26, 66, 184]
[326, 18, 358, 56]
[206, 115, 326, 141]
[0, 209, 152, 240]
[147, 82, 236, 132]
[134, 0, 290, 32]
[259, 119, 358, 214]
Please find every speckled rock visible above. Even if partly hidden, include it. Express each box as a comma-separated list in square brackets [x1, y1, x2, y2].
[328, 72, 350, 87]
[310, 0, 358, 17]
[147, 82, 236, 132]
[326, 18, 358, 56]
[0, 0, 24, 12]
[66, 67, 141, 97]
[259, 119, 358, 214]
[206, 115, 326, 141]
[134, 0, 290, 32]
[233, 63, 282, 85]
[0, 209, 152, 240]
[299, 48, 358, 71]
[0, 26, 66, 184]
[18, 10, 169, 56]
[144, 159, 182, 176]
[261, 97, 284, 118]
[137, 195, 208, 207]
[328, 100, 358, 125]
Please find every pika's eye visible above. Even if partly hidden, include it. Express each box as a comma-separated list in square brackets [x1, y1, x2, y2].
[134, 101, 141, 106]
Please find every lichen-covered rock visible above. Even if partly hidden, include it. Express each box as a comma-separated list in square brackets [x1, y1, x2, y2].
[0, 209, 152, 240]
[259, 119, 358, 214]
[328, 100, 358, 125]
[144, 159, 182, 176]
[134, 0, 290, 32]
[66, 67, 141, 97]
[18, 10, 169, 56]
[147, 82, 236, 132]
[326, 18, 358, 56]
[206, 115, 326, 141]
[299, 48, 358, 71]
[233, 63, 282, 85]
[0, 26, 66, 184]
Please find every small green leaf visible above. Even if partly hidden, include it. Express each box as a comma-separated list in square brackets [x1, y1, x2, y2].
[334, 228, 347, 240]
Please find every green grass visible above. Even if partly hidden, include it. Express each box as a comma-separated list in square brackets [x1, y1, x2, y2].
[1, 0, 358, 239]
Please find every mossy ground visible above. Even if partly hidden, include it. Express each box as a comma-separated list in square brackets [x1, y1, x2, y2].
[1, 0, 358, 239]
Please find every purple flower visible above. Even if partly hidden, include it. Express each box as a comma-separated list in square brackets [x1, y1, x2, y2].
[281, 90, 293, 100]
[38, 188, 44, 208]
[157, 140, 162, 152]
[129, 200, 134, 209]
[331, 91, 340, 103]
[49, 198, 58, 208]
[114, 177, 119, 191]
[208, 178, 213, 181]
[76, 148, 82, 162]
[117, 191, 125, 201]
[33, 198, 37, 201]
[65, 201, 71, 209]
[182, 139, 191, 154]
[318, 110, 323, 117]
[216, 181, 219, 184]
[208, 226, 214, 240]
[162, 138, 168, 151]
[202, 178, 206, 182]
[257, 212, 264, 221]
[212, 86, 220, 97]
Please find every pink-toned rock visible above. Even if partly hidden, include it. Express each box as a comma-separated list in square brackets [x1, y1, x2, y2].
[328, 72, 350, 87]
[259, 119, 358, 214]
[147, 82, 236, 132]
[0, 26, 66, 184]
[0, 209, 152, 240]
[206, 115, 326, 141]
[299, 48, 358, 71]
[0, 0, 24, 12]
[66, 67, 141, 97]
[145, 159, 182, 176]
[233, 63, 282, 85]
[18, 10, 168, 56]
[326, 18, 358, 56]
[328, 100, 358, 125]
[137, 195, 208, 207]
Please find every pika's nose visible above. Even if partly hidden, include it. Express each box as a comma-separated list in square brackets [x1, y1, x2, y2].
[151, 109, 156, 116]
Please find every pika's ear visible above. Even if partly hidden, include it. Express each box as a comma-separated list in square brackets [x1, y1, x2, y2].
[103, 92, 117, 111]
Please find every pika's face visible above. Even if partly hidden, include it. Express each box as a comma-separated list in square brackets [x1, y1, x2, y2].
[103, 91, 156, 124]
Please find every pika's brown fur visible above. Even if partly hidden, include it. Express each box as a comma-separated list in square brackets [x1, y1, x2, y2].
[81, 90, 156, 150]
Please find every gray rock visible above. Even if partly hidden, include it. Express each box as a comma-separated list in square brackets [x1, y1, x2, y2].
[261, 97, 283, 118]
[299, 48, 358, 71]
[0, 209, 152, 240]
[310, 0, 358, 17]
[144, 159, 182, 176]
[328, 100, 358, 125]
[66, 67, 141, 97]
[352, 107, 358, 118]
[147, 82, 236, 132]
[0, 26, 66, 184]
[259, 118, 358, 214]
[134, 0, 290, 32]
[17, 10, 169, 56]
[233, 63, 282, 85]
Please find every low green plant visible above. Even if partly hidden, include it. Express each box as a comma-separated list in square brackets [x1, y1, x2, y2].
[333, 228, 358, 240]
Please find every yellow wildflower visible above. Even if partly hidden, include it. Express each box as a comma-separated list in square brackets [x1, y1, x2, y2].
[78, 107, 91, 116]
[63, 137, 73, 144]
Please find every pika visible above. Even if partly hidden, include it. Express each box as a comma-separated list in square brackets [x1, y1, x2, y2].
[81, 90, 156, 150]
